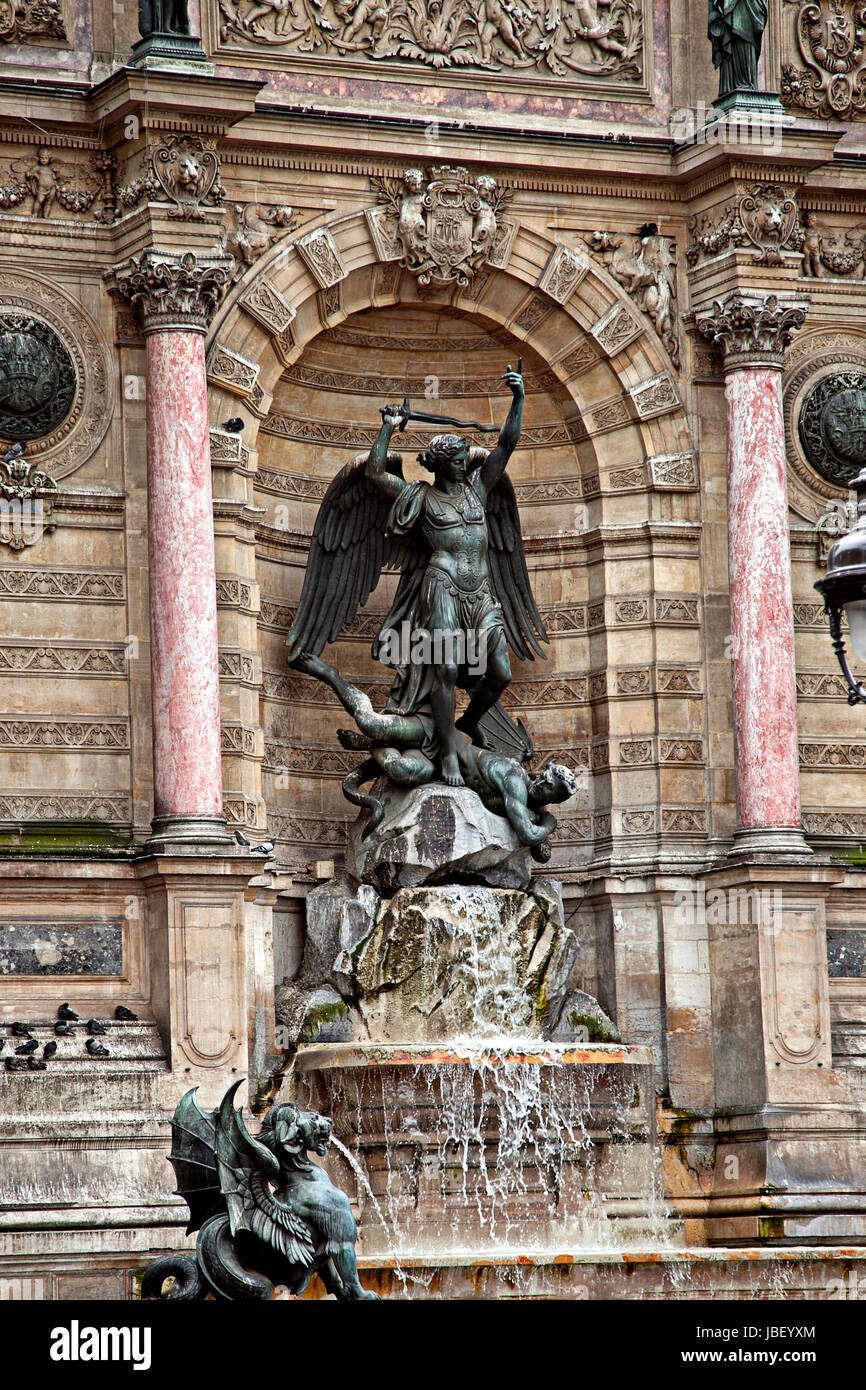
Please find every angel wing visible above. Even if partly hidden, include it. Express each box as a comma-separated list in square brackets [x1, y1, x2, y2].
[485, 472, 548, 660]
[286, 451, 423, 660]
[215, 1081, 317, 1269]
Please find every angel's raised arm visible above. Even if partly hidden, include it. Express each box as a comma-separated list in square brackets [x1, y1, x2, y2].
[478, 360, 525, 500]
[367, 404, 411, 500]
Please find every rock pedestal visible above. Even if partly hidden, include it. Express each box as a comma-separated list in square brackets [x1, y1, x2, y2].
[346, 782, 534, 893]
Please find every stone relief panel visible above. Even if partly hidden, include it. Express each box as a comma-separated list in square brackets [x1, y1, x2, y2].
[0, 273, 113, 481]
[688, 183, 802, 268]
[117, 135, 224, 221]
[208, 0, 648, 90]
[372, 168, 510, 287]
[781, 0, 866, 120]
[0, 148, 115, 222]
[0, 0, 67, 43]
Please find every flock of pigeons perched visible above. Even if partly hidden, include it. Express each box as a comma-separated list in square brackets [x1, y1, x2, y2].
[3, 1002, 138, 1071]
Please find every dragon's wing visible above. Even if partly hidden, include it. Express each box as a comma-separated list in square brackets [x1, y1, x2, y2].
[485, 473, 548, 660]
[286, 451, 418, 660]
[168, 1088, 225, 1236]
[215, 1082, 316, 1268]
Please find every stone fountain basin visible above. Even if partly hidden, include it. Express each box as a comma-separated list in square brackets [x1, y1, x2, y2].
[293, 1041, 663, 1259]
[294, 1042, 654, 1070]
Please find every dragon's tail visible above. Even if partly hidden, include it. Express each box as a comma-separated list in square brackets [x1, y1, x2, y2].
[342, 758, 385, 839]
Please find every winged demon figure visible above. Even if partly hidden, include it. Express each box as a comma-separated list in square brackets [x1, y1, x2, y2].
[141, 1082, 379, 1300]
[287, 358, 552, 804]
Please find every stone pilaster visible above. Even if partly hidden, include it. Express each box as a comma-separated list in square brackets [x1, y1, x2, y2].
[116, 249, 234, 850]
[697, 292, 810, 857]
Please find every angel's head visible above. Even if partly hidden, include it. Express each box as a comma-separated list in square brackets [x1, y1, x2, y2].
[259, 1100, 332, 1167]
[476, 174, 496, 204]
[418, 433, 487, 484]
[404, 168, 425, 195]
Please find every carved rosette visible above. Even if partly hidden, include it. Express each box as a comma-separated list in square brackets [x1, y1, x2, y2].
[114, 250, 233, 334]
[697, 293, 808, 370]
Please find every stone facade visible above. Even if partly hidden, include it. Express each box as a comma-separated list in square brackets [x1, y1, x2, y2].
[3, 0, 866, 1296]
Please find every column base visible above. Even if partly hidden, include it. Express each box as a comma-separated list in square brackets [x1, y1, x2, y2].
[145, 814, 235, 855]
[728, 826, 813, 862]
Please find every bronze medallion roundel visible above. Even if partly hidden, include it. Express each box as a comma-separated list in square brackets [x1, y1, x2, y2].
[798, 371, 866, 488]
[0, 312, 78, 442]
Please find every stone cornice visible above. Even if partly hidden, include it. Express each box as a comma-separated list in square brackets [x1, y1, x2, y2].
[696, 291, 809, 371]
[113, 249, 233, 334]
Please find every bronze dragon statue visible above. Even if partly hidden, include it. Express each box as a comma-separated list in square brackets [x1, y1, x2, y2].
[142, 1082, 379, 1301]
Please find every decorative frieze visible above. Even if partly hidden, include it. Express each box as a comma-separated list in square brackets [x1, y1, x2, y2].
[259, 412, 584, 449]
[0, 792, 131, 822]
[697, 292, 808, 369]
[0, 644, 125, 675]
[661, 807, 707, 834]
[115, 250, 232, 334]
[0, 719, 129, 749]
[212, 0, 645, 82]
[800, 742, 866, 767]
[796, 672, 849, 699]
[0, 567, 124, 599]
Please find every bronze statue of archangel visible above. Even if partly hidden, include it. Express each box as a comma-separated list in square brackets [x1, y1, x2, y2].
[286, 359, 577, 856]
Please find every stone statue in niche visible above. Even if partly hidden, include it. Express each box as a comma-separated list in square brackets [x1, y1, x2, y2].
[141, 1083, 379, 1300]
[285, 359, 573, 863]
[708, 0, 768, 97]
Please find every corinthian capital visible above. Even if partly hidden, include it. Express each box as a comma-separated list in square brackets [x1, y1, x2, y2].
[114, 249, 233, 334]
[696, 292, 808, 370]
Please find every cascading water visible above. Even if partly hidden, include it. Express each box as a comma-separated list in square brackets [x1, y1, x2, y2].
[295, 880, 675, 1265]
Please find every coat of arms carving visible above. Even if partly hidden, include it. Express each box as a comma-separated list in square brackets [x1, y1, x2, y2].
[372, 167, 510, 286]
[781, 1, 866, 120]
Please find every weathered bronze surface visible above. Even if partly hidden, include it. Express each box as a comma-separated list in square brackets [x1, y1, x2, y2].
[708, 0, 768, 97]
[286, 359, 549, 792]
[141, 1082, 378, 1300]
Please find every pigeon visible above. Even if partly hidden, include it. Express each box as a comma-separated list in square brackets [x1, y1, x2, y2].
[249, 838, 276, 857]
[57, 1003, 78, 1021]
[15, 1038, 38, 1055]
[86, 1019, 106, 1035]
[86, 1038, 110, 1057]
[11, 1021, 32, 1037]
[5, 1057, 28, 1071]
[234, 829, 250, 847]
[114, 1005, 137, 1021]
[42, 1041, 58, 1060]
[222, 418, 244, 433]
[27, 1056, 47, 1071]
[54, 1020, 74, 1036]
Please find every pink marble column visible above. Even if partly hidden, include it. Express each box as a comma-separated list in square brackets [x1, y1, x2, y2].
[699, 293, 810, 856]
[118, 250, 234, 848]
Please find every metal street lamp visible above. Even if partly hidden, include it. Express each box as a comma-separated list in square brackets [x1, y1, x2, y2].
[815, 466, 866, 705]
